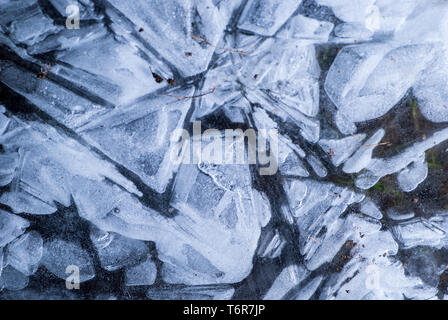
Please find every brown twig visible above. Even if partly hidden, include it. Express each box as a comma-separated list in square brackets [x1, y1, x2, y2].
[158, 84, 217, 100]
[307, 236, 320, 244]
[360, 142, 391, 149]
[191, 35, 248, 55]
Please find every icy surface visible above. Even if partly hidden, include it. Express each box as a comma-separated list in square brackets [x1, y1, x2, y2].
[0, 0, 448, 300]
[125, 256, 157, 287]
[6, 231, 43, 276]
[42, 239, 95, 283]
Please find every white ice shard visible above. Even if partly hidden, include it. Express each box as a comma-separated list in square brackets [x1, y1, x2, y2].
[343, 129, 385, 174]
[6, 231, 43, 276]
[257, 229, 286, 259]
[333, 23, 374, 42]
[278, 144, 309, 177]
[165, 160, 271, 284]
[326, 43, 436, 123]
[107, 0, 227, 77]
[319, 134, 366, 167]
[55, 33, 167, 105]
[316, 0, 421, 38]
[397, 154, 428, 192]
[0, 113, 141, 215]
[252, 107, 309, 177]
[247, 89, 320, 143]
[306, 154, 327, 178]
[238, 0, 302, 36]
[9, 4, 60, 46]
[0, 210, 29, 248]
[0, 152, 18, 187]
[413, 48, 448, 123]
[359, 199, 383, 220]
[263, 264, 309, 300]
[242, 40, 321, 118]
[284, 179, 367, 270]
[277, 15, 334, 43]
[391, 218, 445, 249]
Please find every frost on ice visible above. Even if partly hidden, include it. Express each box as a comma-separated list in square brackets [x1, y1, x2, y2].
[0, 0, 448, 300]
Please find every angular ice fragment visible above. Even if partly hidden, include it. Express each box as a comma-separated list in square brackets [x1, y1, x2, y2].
[277, 15, 333, 42]
[238, 0, 302, 36]
[393, 1, 448, 45]
[334, 111, 357, 135]
[283, 179, 308, 213]
[125, 256, 157, 287]
[0, 152, 18, 186]
[397, 155, 428, 192]
[278, 141, 309, 177]
[391, 218, 445, 249]
[263, 264, 308, 300]
[359, 199, 383, 220]
[284, 179, 366, 270]
[107, 0, 226, 77]
[9, 5, 60, 46]
[6, 231, 43, 276]
[305, 213, 380, 271]
[90, 226, 149, 271]
[319, 134, 365, 167]
[306, 154, 327, 178]
[247, 90, 320, 143]
[0, 210, 29, 247]
[164, 160, 271, 284]
[332, 260, 437, 300]
[0, 60, 109, 129]
[343, 129, 384, 174]
[285, 276, 323, 300]
[325, 43, 435, 123]
[414, 49, 448, 123]
[55, 33, 164, 105]
[0, 265, 29, 291]
[333, 23, 373, 41]
[257, 229, 286, 259]
[316, 0, 419, 37]
[0, 191, 57, 215]
[42, 239, 95, 283]
[79, 91, 193, 193]
[247, 42, 321, 118]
